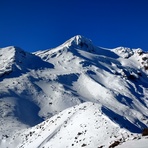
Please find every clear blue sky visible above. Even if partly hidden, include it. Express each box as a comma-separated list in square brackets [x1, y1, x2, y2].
[0, 0, 148, 52]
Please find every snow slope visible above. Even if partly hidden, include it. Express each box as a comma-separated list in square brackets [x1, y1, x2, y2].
[1, 102, 142, 148]
[0, 35, 148, 147]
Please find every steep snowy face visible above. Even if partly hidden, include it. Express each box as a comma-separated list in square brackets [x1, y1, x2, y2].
[0, 46, 17, 77]
[0, 46, 35, 77]
[34, 35, 96, 62]
[0, 46, 53, 78]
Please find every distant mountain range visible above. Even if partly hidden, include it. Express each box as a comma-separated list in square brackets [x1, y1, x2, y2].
[0, 35, 148, 148]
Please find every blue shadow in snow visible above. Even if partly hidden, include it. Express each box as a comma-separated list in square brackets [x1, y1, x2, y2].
[57, 73, 79, 86]
[102, 106, 147, 133]
[8, 90, 44, 127]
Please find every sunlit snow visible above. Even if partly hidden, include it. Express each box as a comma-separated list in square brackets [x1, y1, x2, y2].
[0, 35, 148, 147]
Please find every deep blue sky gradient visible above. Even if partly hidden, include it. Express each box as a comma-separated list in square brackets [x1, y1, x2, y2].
[0, 0, 148, 52]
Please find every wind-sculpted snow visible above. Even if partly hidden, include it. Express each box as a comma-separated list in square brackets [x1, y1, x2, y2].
[0, 35, 148, 147]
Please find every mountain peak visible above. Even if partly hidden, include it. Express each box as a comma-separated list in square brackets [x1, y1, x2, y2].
[0, 46, 20, 77]
[63, 35, 95, 52]
[71, 35, 90, 43]
[0, 46, 53, 78]
[113, 47, 134, 58]
[69, 35, 92, 46]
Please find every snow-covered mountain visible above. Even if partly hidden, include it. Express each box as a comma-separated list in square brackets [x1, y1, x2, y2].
[0, 35, 148, 148]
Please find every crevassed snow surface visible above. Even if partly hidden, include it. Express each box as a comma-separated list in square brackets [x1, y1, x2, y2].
[0, 35, 148, 147]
